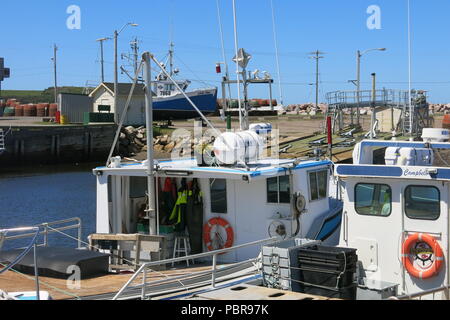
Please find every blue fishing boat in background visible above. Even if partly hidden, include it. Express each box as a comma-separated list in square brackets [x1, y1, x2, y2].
[151, 43, 217, 120]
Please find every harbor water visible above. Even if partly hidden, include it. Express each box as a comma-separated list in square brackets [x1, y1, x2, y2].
[0, 162, 101, 250]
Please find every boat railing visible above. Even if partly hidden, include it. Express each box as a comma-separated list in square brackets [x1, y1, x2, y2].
[388, 286, 450, 300]
[191, 87, 217, 92]
[2, 217, 83, 249]
[112, 237, 277, 300]
[0, 227, 41, 299]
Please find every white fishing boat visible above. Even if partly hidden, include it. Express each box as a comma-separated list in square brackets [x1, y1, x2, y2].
[331, 129, 450, 299]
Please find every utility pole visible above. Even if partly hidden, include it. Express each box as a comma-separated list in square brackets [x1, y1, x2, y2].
[52, 44, 58, 104]
[96, 38, 110, 83]
[309, 50, 325, 112]
[130, 37, 140, 77]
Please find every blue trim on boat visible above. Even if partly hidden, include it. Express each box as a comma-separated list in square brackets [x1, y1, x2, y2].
[336, 165, 450, 180]
[315, 210, 343, 241]
[336, 165, 403, 177]
[250, 160, 332, 177]
[96, 159, 332, 177]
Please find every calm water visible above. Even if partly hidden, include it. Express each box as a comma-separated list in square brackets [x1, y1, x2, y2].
[0, 162, 102, 249]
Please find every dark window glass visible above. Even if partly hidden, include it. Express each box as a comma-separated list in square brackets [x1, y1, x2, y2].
[318, 170, 328, 198]
[309, 172, 319, 201]
[355, 183, 391, 216]
[210, 179, 227, 213]
[405, 186, 440, 220]
[129, 177, 147, 198]
[279, 175, 290, 203]
[267, 177, 279, 203]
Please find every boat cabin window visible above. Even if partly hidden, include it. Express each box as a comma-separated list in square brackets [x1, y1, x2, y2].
[355, 183, 392, 216]
[308, 170, 328, 201]
[267, 176, 290, 204]
[405, 186, 440, 220]
[210, 179, 227, 213]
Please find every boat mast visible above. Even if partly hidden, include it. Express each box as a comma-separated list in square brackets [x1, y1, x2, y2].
[143, 52, 157, 235]
[407, 0, 413, 137]
[169, 41, 174, 77]
[270, 0, 284, 106]
[216, 0, 233, 109]
[232, 0, 246, 131]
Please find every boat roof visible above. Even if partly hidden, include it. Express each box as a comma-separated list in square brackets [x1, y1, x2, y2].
[335, 164, 450, 182]
[93, 158, 332, 181]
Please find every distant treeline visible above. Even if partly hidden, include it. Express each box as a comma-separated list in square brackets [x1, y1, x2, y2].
[1, 87, 87, 104]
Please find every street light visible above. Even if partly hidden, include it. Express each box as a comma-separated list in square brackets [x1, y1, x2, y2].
[356, 47, 386, 126]
[96, 37, 111, 83]
[114, 22, 139, 124]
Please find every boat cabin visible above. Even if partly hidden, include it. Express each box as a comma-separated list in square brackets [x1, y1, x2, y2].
[335, 132, 450, 298]
[93, 157, 342, 263]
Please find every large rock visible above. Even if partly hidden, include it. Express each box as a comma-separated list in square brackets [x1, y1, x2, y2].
[154, 144, 165, 152]
[134, 138, 144, 147]
[164, 141, 176, 153]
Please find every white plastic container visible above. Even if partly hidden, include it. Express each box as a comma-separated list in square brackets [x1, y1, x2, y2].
[249, 123, 273, 135]
[385, 147, 434, 166]
[213, 130, 264, 165]
[422, 128, 450, 143]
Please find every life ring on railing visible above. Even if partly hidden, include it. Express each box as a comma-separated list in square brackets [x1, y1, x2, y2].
[401, 233, 444, 280]
[203, 217, 234, 252]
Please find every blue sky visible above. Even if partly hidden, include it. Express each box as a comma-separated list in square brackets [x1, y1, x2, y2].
[1, 0, 450, 104]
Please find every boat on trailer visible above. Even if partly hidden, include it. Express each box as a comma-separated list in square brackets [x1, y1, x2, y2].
[151, 43, 217, 120]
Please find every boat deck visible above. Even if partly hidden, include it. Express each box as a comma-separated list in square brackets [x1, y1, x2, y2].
[0, 265, 212, 300]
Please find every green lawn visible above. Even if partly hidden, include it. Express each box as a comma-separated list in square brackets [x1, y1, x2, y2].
[1, 87, 87, 104]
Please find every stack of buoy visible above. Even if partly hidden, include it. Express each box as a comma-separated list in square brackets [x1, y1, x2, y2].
[49, 103, 58, 117]
[6, 99, 17, 107]
[442, 114, 450, 129]
[15, 104, 24, 117]
[23, 104, 37, 117]
[249, 99, 260, 108]
[37, 103, 49, 117]
[260, 99, 277, 107]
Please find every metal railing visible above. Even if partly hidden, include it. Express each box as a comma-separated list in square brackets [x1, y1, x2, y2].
[112, 237, 277, 300]
[0, 227, 41, 300]
[326, 89, 428, 109]
[326, 89, 396, 107]
[2, 217, 82, 249]
[389, 286, 450, 300]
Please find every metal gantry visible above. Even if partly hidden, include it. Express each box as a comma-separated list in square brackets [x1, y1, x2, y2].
[325, 89, 431, 136]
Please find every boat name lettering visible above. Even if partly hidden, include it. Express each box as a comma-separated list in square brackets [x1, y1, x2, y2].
[403, 168, 429, 177]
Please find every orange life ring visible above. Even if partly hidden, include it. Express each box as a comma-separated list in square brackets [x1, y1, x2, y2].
[401, 233, 444, 279]
[203, 217, 234, 252]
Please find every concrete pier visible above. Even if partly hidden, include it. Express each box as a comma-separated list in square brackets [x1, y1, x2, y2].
[0, 123, 116, 165]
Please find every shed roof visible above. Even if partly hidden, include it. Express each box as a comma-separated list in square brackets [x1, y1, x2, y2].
[89, 82, 150, 98]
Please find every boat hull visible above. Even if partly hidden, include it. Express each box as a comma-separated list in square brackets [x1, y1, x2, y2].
[152, 88, 217, 120]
